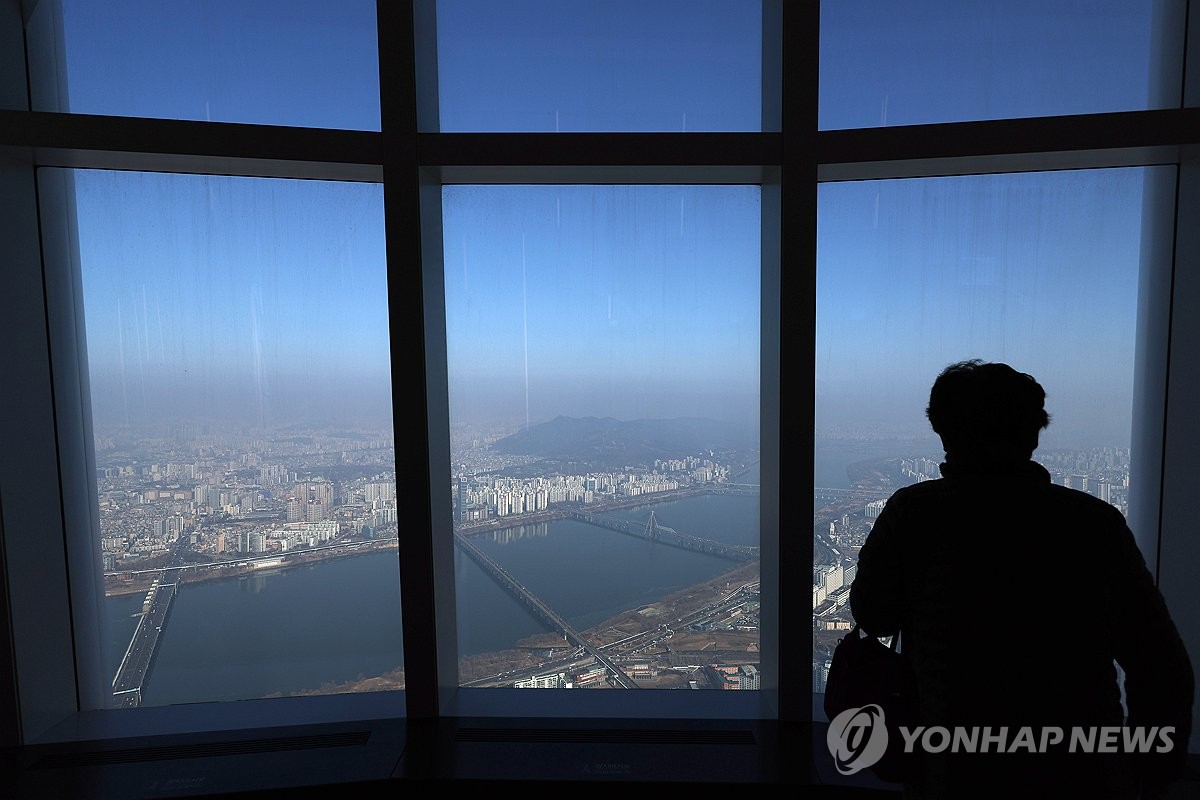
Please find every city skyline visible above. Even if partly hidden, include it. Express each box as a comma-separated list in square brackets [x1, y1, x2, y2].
[94, 410, 1133, 701]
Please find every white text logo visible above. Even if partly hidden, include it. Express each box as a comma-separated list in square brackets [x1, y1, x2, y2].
[896, 725, 1175, 754]
[827, 706, 1176, 773]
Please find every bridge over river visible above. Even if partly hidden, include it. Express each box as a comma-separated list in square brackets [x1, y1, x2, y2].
[453, 532, 639, 689]
[111, 567, 180, 707]
[813, 486, 893, 505]
[568, 510, 759, 562]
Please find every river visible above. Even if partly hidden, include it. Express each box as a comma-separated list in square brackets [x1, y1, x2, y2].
[104, 461, 788, 705]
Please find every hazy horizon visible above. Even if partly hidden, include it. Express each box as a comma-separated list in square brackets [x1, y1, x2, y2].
[69, 1, 1159, 453]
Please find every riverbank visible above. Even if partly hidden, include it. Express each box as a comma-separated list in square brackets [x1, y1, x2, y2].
[103, 538, 399, 597]
[104, 485, 752, 599]
[457, 558, 759, 684]
[455, 485, 725, 536]
[277, 558, 759, 696]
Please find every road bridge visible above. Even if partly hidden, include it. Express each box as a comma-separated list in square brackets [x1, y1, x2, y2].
[707, 483, 759, 496]
[104, 538, 386, 578]
[453, 532, 639, 689]
[568, 510, 758, 562]
[813, 486, 893, 504]
[111, 567, 180, 707]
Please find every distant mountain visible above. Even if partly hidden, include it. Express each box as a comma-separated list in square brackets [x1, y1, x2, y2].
[492, 416, 753, 469]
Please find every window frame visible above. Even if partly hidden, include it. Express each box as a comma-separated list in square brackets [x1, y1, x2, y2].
[0, 0, 1195, 751]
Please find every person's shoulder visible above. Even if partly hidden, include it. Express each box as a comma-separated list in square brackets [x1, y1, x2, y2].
[1040, 484, 1133, 551]
[891, 479, 944, 497]
[1043, 483, 1126, 520]
[880, 478, 949, 507]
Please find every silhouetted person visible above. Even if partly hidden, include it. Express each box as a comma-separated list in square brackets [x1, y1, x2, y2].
[850, 360, 1193, 799]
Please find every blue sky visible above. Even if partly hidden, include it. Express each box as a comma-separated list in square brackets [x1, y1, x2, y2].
[59, 0, 380, 129]
[434, 0, 761, 132]
[75, 173, 390, 427]
[816, 168, 1158, 449]
[819, 0, 1168, 129]
[60, 0, 1173, 448]
[442, 185, 761, 430]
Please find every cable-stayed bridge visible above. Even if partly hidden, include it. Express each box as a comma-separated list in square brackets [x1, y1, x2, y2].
[813, 486, 893, 505]
[568, 510, 758, 562]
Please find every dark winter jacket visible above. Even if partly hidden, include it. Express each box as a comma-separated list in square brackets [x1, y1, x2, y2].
[850, 459, 1193, 799]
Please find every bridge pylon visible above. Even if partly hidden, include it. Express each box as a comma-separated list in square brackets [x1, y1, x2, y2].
[644, 510, 658, 540]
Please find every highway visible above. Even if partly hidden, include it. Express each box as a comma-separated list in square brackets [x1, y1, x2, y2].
[110, 534, 197, 707]
[104, 537, 388, 578]
[707, 484, 759, 496]
[462, 577, 760, 687]
[111, 566, 179, 707]
[814, 486, 892, 503]
[453, 532, 640, 689]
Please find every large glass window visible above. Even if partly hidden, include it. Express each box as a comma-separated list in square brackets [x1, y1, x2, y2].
[812, 166, 1167, 694]
[3, 0, 1197, 755]
[443, 185, 762, 691]
[73, 170, 403, 706]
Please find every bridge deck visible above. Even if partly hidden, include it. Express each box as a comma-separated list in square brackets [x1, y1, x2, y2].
[568, 511, 758, 562]
[454, 533, 638, 689]
[112, 568, 179, 707]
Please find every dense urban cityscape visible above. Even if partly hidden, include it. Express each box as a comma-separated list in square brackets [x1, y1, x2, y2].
[95, 417, 1132, 704]
[97, 423, 401, 580]
[99, 418, 764, 703]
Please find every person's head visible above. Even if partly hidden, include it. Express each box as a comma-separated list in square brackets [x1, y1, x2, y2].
[925, 360, 1050, 462]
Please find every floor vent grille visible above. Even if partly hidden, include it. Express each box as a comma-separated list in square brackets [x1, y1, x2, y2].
[453, 728, 756, 745]
[34, 730, 371, 769]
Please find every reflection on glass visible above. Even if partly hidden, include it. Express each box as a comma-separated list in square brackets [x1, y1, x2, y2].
[73, 170, 403, 707]
[47, 0, 379, 129]
[820, 0, 1177, 130]
[443, 185, 761, 689]
[813, 168, 1157, 692]
[435, 0, 761, 132]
